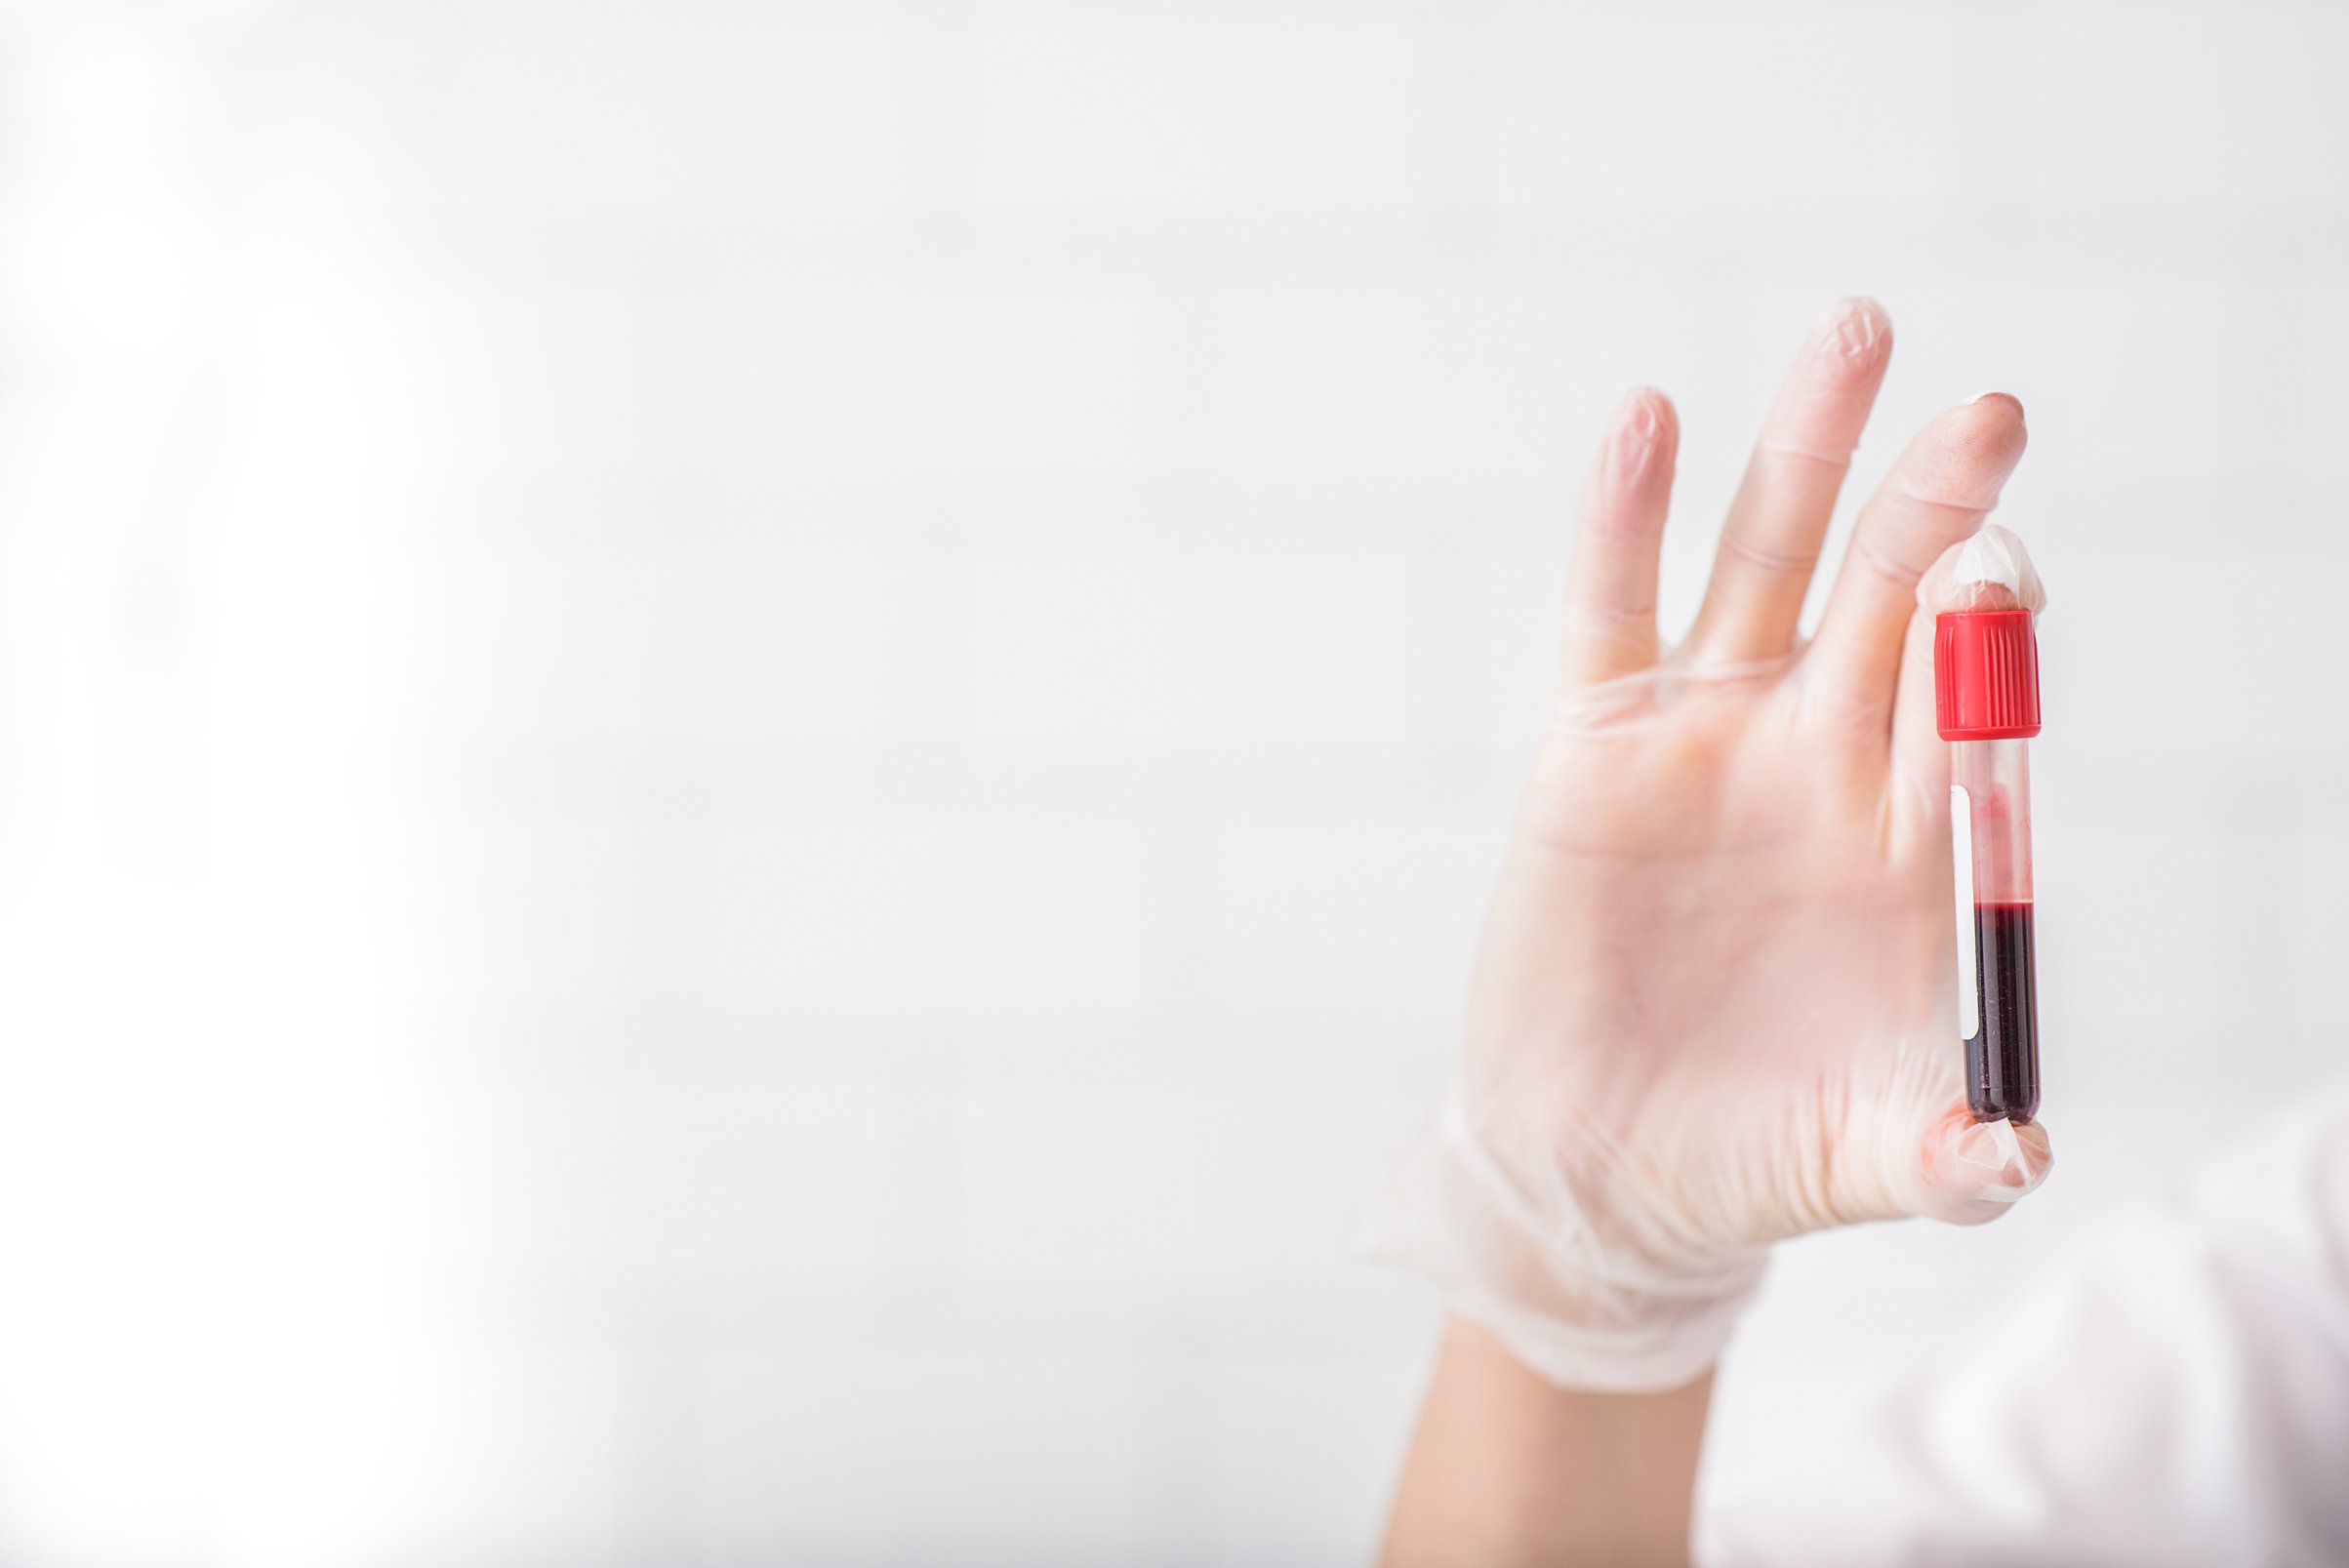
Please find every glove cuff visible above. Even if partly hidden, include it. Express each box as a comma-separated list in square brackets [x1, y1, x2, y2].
[1360, 1093, 1768, 1392]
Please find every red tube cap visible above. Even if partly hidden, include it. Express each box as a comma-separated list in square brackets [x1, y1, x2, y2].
[1935, 610, 2041, 741]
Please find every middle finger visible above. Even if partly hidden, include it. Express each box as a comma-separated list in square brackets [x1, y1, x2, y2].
[1683, 298, 1891, 663]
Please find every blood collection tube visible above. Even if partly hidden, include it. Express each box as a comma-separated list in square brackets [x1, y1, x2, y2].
[1936, 599, 2043, 1124]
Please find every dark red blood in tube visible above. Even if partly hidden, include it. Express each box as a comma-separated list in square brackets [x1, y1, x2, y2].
[1966, 901, 2039, 1123]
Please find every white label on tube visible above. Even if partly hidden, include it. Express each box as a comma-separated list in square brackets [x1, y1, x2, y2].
[1951, 784, 1978, 1040]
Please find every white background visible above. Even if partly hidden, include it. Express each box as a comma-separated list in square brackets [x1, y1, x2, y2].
[0, 2, 2340, 1563]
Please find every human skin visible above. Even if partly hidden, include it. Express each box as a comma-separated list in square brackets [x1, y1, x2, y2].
[1378, 302, 2049, 1566]
[1383, 1318, 1712, 1567]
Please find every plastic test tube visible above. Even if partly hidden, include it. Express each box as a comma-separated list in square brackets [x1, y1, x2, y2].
[1936, 603, 2043, 1124]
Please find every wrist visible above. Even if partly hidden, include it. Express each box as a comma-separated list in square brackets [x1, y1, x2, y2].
[1364, 1091, 1766, 1392]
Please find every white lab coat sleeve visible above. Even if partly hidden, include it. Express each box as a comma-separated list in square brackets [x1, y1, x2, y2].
[1698, 1079, 2349, 1568]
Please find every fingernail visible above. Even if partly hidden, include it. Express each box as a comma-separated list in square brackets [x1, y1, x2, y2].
[1825, 297, 1888, 363]
[1618, 385, 1664, 436]
[1948, 1122, 2005, 1180]
[1969, 389, 2025, 419]
[1947, 1117, 2039, 1196]
[1610, 387, 1665, 477]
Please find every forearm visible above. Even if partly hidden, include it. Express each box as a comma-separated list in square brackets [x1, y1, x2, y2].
[1380, 1315, 1713, 1568]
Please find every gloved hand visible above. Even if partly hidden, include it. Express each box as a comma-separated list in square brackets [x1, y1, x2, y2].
[1363, 300, 2054, 1393]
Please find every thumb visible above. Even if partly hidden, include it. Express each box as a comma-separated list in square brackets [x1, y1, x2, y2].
[1915, 1102, 2054, 1225]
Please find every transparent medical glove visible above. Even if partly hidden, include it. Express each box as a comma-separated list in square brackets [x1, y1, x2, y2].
[1364, 304, 2053, 1392]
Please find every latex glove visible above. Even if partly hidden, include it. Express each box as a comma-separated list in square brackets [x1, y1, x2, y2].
[1363, 300, 2054, 1392]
